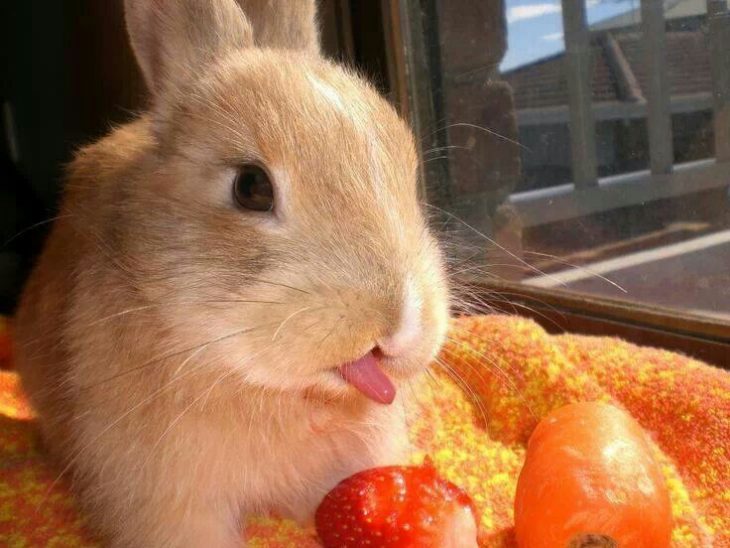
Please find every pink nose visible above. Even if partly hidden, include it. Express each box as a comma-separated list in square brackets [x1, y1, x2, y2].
[378, 278, 423, 358]
[377, 317, 421, 358]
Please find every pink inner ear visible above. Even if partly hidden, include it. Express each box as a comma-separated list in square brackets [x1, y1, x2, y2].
[124, 0, 164, 93]
[145, 27, 162, 93]
[339, 352, 396, 405]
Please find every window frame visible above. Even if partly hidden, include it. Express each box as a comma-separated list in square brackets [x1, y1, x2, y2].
[472, 280, 730, 368]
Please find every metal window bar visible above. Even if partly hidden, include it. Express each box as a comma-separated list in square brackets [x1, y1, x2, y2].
[641, 0, 674, 175]
[561, 0, 599, 188]
[707, 0, 730, 162]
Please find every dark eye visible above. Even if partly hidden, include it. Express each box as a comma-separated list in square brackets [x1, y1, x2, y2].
[233, 164, 274, 212]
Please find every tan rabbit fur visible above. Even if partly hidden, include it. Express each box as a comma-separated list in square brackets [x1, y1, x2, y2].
[14, 1, 449, 546]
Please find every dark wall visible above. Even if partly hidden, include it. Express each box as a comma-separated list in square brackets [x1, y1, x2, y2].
[1, 1, 145, 313]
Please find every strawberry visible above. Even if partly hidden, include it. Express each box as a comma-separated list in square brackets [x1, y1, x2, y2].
[315, 459, 479, 547]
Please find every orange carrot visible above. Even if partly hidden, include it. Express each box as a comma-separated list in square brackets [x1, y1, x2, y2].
[514, 402, 672, 547]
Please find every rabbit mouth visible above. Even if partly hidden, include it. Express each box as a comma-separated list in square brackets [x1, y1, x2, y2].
[337, 351, 396, 405]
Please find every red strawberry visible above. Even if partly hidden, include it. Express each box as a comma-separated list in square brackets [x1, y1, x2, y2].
[315, 459, 479, 547]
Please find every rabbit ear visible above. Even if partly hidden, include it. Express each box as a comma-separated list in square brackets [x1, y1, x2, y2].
[124, 0, 254, 96]
[235, 0, 320, 54]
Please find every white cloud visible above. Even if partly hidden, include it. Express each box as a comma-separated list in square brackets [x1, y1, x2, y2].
[542, 31, 564, 41]
[507, 3, 562, 23]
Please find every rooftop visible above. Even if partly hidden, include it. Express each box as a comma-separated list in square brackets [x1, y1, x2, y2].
[591, 0, 707, 31]
[502, 24, 712, 111]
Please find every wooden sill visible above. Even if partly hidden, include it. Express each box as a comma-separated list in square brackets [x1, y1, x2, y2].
[461, 280, 730, 369]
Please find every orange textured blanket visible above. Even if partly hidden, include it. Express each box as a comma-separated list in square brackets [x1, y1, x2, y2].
[1, 315, 728, 547]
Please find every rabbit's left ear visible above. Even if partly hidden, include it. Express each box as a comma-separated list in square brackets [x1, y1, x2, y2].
[124, 0, 254, 98]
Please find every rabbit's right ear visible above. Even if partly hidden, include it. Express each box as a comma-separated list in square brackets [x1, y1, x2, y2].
[124, 0, 254, 97]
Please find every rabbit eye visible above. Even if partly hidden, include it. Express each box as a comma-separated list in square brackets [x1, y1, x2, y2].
[233, 164, 274, 212]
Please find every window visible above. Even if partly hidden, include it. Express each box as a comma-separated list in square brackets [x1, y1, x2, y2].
[388, 0, 730, 366]
[1, 0, 727, 365]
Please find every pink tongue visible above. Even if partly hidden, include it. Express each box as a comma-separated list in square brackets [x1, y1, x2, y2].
[339, 352, 396, 405]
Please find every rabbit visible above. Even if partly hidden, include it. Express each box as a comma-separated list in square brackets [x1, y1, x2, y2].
[13, 0, 449, 546]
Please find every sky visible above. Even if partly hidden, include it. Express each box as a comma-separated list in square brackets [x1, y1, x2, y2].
[501, 0, 640, 72]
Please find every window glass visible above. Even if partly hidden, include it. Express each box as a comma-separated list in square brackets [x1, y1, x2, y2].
[408, 0, 730, 322]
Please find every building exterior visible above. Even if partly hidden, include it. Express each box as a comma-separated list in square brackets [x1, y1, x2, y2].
[502, 0, 714, 192]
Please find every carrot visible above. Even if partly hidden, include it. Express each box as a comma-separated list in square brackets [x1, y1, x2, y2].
[514, 402, 672, 548]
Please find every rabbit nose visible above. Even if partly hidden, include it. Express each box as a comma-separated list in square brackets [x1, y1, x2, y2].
[377, 279, 422, 358]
